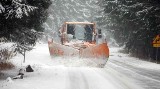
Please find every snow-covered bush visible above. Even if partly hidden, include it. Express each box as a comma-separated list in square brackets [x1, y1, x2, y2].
[0, 62, 15, 70]
[0, 43, 17, 63]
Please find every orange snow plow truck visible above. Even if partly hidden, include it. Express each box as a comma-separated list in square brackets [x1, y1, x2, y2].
[48, 22, 109, 67]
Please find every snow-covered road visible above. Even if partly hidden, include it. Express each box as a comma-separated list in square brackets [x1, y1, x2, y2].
[0, 44, 160, 89]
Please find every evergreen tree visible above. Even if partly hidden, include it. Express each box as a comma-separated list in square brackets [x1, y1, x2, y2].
[0, 0, 51, 54]
[99, 0, 160, 62]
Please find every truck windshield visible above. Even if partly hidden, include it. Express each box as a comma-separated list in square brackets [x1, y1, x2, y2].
[67, 24, 94, 42]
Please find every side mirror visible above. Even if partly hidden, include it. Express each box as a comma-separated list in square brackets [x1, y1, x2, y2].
[98, 29, 102, 38]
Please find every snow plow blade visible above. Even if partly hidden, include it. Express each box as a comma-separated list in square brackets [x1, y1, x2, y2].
[48, 41, 79, 56]
[80, 43, 109, 59]
[48, 40, 109, 67]
[48, 41, 109, 58]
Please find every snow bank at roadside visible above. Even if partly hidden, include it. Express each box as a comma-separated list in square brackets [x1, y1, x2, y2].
[109, 47, 160, 70]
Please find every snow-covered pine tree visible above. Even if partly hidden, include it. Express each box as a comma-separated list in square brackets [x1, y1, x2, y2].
[0, 2, 5, 13]
[0, 0, 37, 19]
[98, 0, 160, 61]
[0, 0, 51, 56]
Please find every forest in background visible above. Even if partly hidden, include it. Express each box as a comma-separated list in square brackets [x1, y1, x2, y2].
[97, 0, 160, 62]
[0, 0, 160, 63]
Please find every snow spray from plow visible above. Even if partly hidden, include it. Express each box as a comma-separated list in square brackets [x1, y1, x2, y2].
[48, 22, 109, 68]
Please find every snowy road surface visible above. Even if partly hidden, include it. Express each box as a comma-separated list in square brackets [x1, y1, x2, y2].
[0, 44, 160, 89]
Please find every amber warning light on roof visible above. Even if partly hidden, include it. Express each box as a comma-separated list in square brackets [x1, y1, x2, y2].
[153, 34, 160, 47]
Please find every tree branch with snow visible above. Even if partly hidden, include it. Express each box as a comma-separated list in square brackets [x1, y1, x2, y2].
[3, 0, 37, 19]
